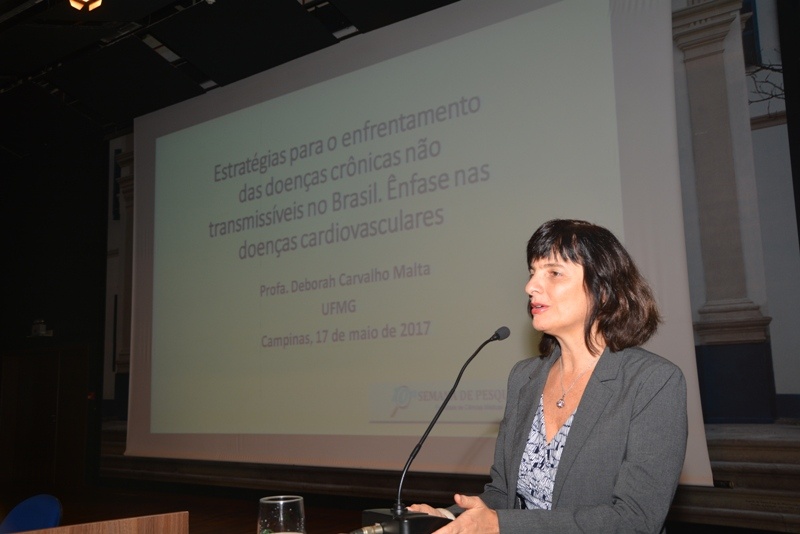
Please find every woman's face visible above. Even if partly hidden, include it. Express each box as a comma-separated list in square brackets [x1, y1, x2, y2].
[525, 254, 592, 343]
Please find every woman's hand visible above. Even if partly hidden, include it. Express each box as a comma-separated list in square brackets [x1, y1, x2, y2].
[434, 495, 499, 534]
[406, 503, 447, 517]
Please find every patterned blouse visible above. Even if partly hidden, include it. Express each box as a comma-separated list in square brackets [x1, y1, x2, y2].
[516, 394, 575, 510]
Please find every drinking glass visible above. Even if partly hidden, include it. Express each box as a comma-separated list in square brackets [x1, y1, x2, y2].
[257, 495, 306, 534]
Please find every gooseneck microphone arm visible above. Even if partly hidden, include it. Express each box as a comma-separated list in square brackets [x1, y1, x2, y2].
[392, 326, 511, 517]
[355, 326, 511, 534]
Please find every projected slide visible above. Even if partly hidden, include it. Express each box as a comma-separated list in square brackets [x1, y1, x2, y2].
[131, 0, 712, 483]
[149, 0, 621, 437]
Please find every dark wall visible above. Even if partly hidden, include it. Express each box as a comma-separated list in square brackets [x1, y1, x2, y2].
[0, 88, 109, 484]
[1, 145, 108, 350]
[778, 0, 800, 245]
[0, 87, 109, 349]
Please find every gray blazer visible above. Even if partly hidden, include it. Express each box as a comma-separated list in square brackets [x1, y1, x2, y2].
[463, 346, 687, 533]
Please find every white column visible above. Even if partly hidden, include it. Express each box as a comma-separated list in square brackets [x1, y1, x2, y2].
[673, 0, 770, 344]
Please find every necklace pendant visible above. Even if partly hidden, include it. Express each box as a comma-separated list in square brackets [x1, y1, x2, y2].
[556, 398, 565, 408]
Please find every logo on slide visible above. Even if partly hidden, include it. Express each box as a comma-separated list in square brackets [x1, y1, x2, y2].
[390, 385, 414, 417]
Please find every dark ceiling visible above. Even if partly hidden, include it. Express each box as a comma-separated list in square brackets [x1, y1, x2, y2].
[0, 0, 458, 159]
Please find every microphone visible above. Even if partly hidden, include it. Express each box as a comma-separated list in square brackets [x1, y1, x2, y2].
[354, 326, 511, 534]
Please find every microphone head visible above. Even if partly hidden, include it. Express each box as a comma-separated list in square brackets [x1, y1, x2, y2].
[492, 326, 510, 341]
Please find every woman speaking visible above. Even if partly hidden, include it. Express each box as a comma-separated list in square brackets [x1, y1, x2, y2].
[410, 219, 687, 533]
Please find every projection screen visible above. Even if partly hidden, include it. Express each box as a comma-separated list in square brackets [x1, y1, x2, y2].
[129, 0, 713, 486]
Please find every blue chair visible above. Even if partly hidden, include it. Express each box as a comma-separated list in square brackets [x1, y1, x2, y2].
[0, 494, 62, 533]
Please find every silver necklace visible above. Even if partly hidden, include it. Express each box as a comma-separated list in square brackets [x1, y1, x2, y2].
[556, 357, 595, 409]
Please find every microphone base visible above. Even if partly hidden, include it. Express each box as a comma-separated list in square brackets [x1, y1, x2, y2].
[362, 508, 452, 534]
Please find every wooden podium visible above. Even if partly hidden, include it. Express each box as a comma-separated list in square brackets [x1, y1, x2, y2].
[22, 512, 189, 533]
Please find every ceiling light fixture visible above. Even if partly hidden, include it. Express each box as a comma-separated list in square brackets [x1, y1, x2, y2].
[69, 0, 102, 11]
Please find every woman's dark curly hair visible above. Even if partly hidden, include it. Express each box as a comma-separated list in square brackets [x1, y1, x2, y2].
[527, 219, 661, 356]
